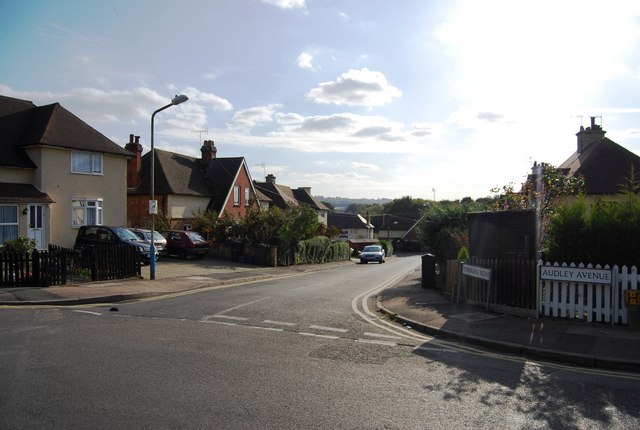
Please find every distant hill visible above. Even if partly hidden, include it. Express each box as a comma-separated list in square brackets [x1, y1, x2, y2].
[316, 196, 392, 211]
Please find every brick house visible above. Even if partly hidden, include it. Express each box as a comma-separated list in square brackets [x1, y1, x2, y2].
[126, 138, 259, 229]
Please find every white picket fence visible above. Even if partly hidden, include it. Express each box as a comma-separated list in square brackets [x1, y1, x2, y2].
[537, 261, 639, 325]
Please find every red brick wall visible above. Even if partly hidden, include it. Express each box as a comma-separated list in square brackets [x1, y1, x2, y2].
[221, 163, 259, 217]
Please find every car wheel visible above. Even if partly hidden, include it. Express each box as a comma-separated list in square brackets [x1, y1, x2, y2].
[177, 249, 187, 259]
[360, 259, 367, 264]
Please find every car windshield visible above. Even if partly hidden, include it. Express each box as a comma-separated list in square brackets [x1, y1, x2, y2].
[115, 228, 143, 242]
[186, 231, 206, 242]
[363, 246, 381, 252]
[152, 231, 164, 241]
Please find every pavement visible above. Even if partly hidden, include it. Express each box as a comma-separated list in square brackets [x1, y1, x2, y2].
[1, 256, 639, 373]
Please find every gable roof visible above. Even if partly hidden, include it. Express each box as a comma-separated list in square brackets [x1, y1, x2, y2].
[293, 188, 330, 211]
[253, 181, 298, 208]
[369, 213, 421, 232]
[0, 95, 131, 169]
[253, 181, 329, 211]
[328, 212, 372, 229]
[130, 148, 252, 213]
[559, 137, 640, 195]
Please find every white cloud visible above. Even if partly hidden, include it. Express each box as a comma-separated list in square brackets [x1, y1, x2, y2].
[306, 68, 402, 107]
[182, 86, 233, 111]
[351, 162, 380, 171]
[296, 52, 314, 70]
[232, 104, 281, 128]
[261, 0, 306, 9]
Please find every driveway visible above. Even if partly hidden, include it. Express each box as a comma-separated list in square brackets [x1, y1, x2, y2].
[142, 254, 264, 279]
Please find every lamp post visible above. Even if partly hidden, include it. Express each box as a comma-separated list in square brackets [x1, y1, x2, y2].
[149, 94, 188, 280]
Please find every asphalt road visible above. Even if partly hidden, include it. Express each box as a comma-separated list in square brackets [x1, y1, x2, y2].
[1, 255, 639, 429]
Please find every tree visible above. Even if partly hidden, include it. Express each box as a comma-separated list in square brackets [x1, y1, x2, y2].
[321, 201, 335, 211]
[383, 196, 428, 214]
[491, 163, 585, 251]
[491, 163, 584, 219]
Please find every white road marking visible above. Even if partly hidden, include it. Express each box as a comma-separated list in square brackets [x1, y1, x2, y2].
[72, 310, 102, 316]
[290, 283, 325, 291]
[201, 320, 237, 327]
[247, 326, 283, 332]
[364, 332, 402, 340]
[216, 296, 270, 315]
[356, 339, 397, 346]
[263, 320, 297, 326]
[208, 315, 249, 321]
[309, 325, 348, 333]
[201, 296, 270, 322]
[298, 332, 340, 340]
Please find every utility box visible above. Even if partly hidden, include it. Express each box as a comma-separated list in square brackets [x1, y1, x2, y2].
[625, 290, 640, 328]
[422, 254, 436, 289]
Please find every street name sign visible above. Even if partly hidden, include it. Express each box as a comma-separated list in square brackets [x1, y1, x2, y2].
[539, 266, 612, 285]
[462, 264, 492, 281]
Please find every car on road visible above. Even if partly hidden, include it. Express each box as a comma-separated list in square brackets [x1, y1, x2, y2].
[359, 245, 386, 264]
[161, 230, 209, 259]
[74, 225, 158, 264]
[128, 228, 167, 256]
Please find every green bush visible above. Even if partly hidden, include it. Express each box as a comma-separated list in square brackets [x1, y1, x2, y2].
[293, 237, 350, 264]
[546, 195, 640, 266]
[379, 240, 394, 257]
[457, 246, 469, 261]
[0, 236, 36, 254]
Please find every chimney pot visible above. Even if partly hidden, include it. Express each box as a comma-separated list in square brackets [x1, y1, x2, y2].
[201, 139, 217, 161]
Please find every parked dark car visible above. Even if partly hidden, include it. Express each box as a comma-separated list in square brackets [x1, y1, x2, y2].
[74, 225, 157, 264]
[161, 230, 209, 259]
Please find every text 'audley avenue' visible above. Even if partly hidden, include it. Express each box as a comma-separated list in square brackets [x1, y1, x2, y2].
[540, 266, 612, 285]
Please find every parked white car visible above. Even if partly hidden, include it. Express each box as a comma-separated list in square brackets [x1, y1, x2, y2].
[359, 245, 386, 264]
[128, 228, 167, 255]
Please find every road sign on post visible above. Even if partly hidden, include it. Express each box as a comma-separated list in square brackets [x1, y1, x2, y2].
[149, 200, 158, 215]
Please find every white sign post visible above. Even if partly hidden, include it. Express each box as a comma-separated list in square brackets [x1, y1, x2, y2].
[457, 263, 493, 310]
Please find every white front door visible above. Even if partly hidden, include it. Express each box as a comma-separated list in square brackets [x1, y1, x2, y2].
[27, 204, 45, 249]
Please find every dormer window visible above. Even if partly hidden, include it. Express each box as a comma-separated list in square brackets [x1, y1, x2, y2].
[72, 151, 103, 175]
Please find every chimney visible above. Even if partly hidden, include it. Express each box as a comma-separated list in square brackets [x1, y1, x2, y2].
[266, 173, 276, 184]
[125, 134, 143, 189]
[576, 116, 606, 153]
[201, 140, 217, 161]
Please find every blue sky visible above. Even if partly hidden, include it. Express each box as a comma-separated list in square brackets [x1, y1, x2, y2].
[2, 0, 640, 200]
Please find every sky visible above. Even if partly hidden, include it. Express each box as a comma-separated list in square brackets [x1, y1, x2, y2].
[2, 0, 640, 201]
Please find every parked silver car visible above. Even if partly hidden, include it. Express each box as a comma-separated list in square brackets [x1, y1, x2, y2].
[128, 228, 167, 255]
[359, 245, 386, 264]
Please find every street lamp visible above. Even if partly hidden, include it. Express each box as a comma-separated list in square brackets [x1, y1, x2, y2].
[149, 94, 188, 280]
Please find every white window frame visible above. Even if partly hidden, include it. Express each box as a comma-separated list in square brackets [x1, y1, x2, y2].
[72, 151, 103, 175]
[245, 188, 251, 206]
[0, 205, 19, 245]
[71, 198, 103, 227]
[233, 185, 241, 206]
